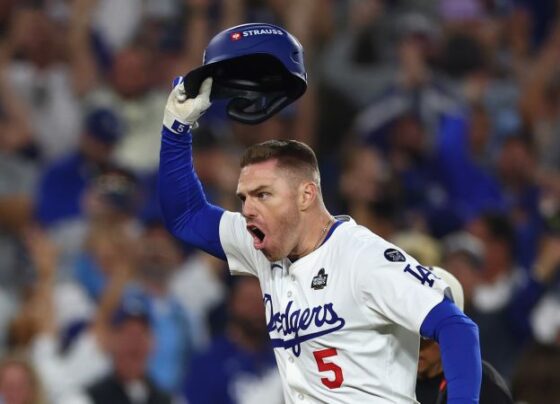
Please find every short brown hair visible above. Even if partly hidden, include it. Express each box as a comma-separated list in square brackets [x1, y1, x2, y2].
[240, 140, 320, 183]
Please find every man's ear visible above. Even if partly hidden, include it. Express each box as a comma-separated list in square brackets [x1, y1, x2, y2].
[298, 181, 318, 211]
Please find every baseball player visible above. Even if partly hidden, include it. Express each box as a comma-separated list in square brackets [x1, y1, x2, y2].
[158, 27, 481, 404]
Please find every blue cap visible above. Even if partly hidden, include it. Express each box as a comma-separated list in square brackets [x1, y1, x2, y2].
[84, 108, 124, 144]
[111, 293, 151, 327]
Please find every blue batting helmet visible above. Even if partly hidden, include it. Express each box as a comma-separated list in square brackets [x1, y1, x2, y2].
[183, 23, 307, 124]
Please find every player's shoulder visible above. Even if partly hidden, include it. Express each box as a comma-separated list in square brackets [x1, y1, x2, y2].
[330, 216, 404, 263]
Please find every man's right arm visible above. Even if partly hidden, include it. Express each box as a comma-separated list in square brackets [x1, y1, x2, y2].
[158, 77, 227, 260]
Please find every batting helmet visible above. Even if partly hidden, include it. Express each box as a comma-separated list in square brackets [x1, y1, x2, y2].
[183, 23, 307, 124]
[430, 267, 465, 311]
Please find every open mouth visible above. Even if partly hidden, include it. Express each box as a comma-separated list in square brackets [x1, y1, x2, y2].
[247, 224, 266, 249]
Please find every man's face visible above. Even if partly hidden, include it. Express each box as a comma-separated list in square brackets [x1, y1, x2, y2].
[111, 319, 152, 381]
[137, 226, 183, 285]
[111, 49, 151, 98]
[230, 277, 268, 342]
[417, 339, 443, 379]
[236, 160, 302, 261]
[80, 135, 114, 164]
[443, 253, 482, 303]
[0, 364, 34, 404]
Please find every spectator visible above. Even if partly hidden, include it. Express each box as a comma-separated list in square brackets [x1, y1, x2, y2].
[391, 230, 442, 267]
[24, 223, 175, 404]
[66, 169, 141, 280]
[38, 218, 202, 396]
[356, 112, 451, 235]
[0, 45, 37, 292]
[0, 39, 33, 156]
[0, 151, 36, 292]
[15, 227, 108, 403]
[511, 342, 560, 403]
[64, 295, 172, 404]
[336, 144, 392, 232]
[4, 6, 88, 162]
[519, 25, 560, 172]
[7, 228, 60, 356]
[0, 356, 46, 404]
[35, 107, 125, 228]
[190, 128, 241, 211]
[86, 45, 167, 173]
[383, 114, 446, 233]
[183, 277, 282, 404]
[516, 234, 560, 346]
[434, 107, 505, 228]
[169, 250, 227, 341]
[439, 22, 521, 147]
[350, 11, 461, 148]
[441, 231, 485, 311]
[134, 222, 203, 393]
[496, 135, 543, 268]
[466, 213, 529, 381]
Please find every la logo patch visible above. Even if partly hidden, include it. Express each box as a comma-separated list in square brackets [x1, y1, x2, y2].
[230, 32, 241, 41]
[311, 268, 328, 290]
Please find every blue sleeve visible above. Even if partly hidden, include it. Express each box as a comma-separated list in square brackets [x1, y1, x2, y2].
[420, 297, 482, 404]
[159, 125, 226, 260]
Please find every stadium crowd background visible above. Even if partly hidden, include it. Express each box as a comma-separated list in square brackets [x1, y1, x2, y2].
[0, 0, 560, 403]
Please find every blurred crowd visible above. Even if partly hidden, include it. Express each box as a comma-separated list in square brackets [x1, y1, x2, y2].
[1, 0, 560, 403]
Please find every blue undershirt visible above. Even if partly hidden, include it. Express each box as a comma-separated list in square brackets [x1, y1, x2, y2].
[421, 297, 482, 403]
[159, 126, 226, 259]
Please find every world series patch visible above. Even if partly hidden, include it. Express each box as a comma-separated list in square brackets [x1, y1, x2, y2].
[384, 248, 406, 262]
[311, 268, 328, 290]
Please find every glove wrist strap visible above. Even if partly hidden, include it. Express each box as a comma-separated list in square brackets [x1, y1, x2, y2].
[163, 111, 197, 134]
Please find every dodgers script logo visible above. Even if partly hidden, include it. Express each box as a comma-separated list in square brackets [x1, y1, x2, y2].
[264, 294, 345, 356]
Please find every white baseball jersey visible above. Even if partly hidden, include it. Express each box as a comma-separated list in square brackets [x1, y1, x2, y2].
[219, 213, 449, 403]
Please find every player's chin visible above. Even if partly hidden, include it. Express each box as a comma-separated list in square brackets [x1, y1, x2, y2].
[261, 246, 283, 262]
[262, 249, 279, 262]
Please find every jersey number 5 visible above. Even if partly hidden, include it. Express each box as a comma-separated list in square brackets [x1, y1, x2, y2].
[313, 348, 344, 389]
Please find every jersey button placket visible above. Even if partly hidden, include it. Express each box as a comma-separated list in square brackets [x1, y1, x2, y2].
[298, 393, 304, 400]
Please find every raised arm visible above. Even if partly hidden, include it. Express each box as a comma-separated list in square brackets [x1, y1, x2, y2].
[68, 0, 100, 97]
[159, 77, 226, 259]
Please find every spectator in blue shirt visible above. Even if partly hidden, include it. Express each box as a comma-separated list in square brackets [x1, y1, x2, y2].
[183, 277, 282, 404]
[35, 107, 124, 227]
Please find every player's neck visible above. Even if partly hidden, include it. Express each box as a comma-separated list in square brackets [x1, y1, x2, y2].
[288, 210, 334, 261]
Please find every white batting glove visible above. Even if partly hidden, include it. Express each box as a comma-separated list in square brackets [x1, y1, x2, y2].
[163, 77, 213, 134]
